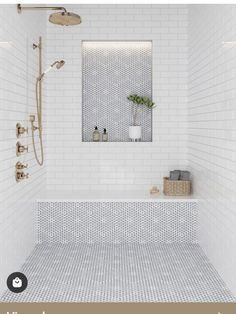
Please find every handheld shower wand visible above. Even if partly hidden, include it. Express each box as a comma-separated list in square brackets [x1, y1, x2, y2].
[38, 60, 65, 81]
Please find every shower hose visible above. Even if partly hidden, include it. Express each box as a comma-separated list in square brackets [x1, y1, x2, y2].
[31, 78, 44, 166]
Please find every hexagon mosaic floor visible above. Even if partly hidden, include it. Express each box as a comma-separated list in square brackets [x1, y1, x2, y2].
[1, 243, 235, 302]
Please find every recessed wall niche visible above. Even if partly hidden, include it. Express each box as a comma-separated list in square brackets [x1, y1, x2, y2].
[82, 41, 152, 142]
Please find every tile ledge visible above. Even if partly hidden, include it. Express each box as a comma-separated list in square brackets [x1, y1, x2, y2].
[36, 190, 199, 203]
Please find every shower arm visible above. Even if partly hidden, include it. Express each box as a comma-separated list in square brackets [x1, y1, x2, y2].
[17, 4, 67, 14]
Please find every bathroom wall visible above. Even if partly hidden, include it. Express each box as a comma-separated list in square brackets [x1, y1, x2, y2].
[0, 5, 46, 293]
[189, 4, 236, 295]
[45, 4, 188, 192]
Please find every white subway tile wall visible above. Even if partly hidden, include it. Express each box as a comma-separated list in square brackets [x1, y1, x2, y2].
[45, 4, 189, 192]
[189, 5, 236, 295]
[0, 5, 46, 294]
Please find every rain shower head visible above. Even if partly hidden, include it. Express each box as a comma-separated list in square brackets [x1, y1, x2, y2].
[17, 4, 82, 26]
[49, 11, 81, 26]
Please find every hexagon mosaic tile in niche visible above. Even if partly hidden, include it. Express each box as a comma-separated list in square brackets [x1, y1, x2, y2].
[82, 41, 152, 142]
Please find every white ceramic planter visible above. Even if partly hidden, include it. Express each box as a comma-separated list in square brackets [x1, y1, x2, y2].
[129, 126, 142, 141]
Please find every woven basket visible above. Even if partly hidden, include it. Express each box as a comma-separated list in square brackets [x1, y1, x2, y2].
[163, 177, 191, 196]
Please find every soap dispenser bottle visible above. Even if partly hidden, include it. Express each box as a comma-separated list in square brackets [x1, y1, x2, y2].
[93, 126, 100, 142]
[102, 128, 108, 142]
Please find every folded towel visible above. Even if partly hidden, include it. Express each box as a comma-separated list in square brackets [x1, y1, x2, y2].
[180, 171, 190, 181]
[169, 170, 191, 181]
[169, 170, 180, 180]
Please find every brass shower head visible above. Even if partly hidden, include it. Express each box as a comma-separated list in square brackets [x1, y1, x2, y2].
[49, 11, 81, 26]
[38, 60, 65, 81]
[17, 4, 81, 26]
[55, 60, 65, 69]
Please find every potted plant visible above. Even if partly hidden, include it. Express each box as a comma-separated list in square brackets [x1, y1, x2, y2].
[127, 94, 155, 141]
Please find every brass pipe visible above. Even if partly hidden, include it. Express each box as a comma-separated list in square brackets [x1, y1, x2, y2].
[17, 4, 67, 14]
[39, 36, 42, 127]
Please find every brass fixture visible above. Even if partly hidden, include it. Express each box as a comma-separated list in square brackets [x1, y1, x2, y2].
[29, 115, 36, 123]
[38, 60, 65, 81]
[15, 162, 29, 182]
[17, 4, 82, 26]
[15, 161, 28, 170]
[16, 142, 28, 156]
[16, 123, 28, 138]
[30, 37, 65, 166]
[33, 43, 39, 50]
[15, 170, 29, 182]
[29, 115, 38, 131]
[17, 4, 67, 14]
[30, 37, 43, 166]
[49, 12, 82, 26]
[29, 115, 35, 122]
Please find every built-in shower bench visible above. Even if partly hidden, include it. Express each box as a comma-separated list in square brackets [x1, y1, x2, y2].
[36, 191, 199, 244]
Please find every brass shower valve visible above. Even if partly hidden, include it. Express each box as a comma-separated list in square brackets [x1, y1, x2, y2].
[16, 142, 28, 156]
[15, 162, 28, 170]
[16, 123, 28, 138]
[15, 170, 29, 182]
